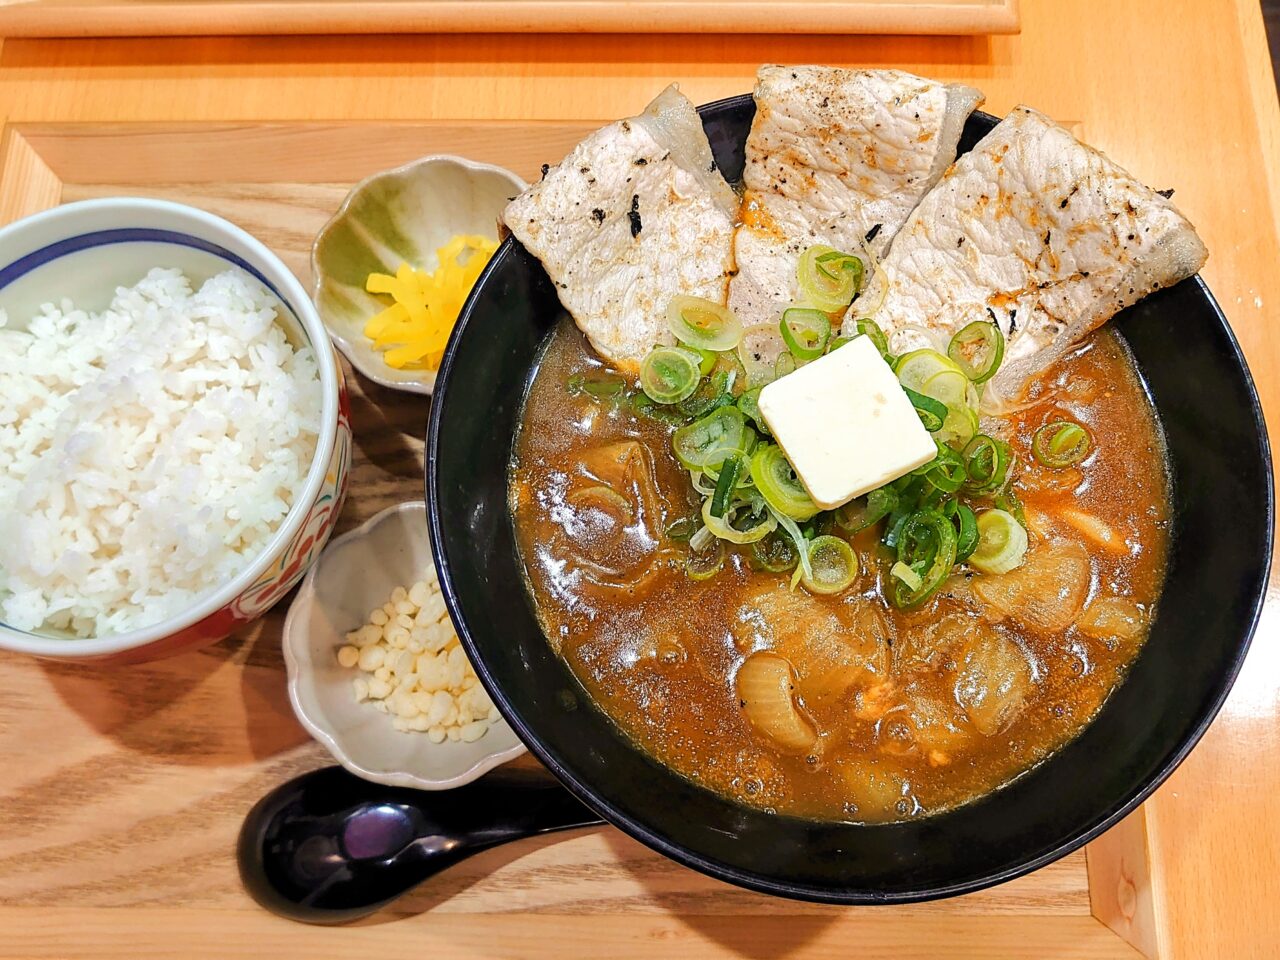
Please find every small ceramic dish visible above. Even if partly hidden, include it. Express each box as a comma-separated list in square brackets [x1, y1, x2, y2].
[311, 155, 526, 395]
[283, 500, 526, 789]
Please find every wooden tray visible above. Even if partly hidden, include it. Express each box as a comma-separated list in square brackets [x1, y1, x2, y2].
[0, 120, 1154, 960]
[0, 0, 1020, 37]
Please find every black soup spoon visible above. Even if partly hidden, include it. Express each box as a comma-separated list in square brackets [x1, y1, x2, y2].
[237, 765, 605, 923]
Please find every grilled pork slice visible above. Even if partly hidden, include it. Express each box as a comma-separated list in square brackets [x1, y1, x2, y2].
[503, 86, 737, 369]
[846, 106, 1208, 409]
[729, 66, 983, 330]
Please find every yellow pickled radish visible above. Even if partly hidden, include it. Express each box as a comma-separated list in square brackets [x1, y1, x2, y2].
[362, 233, 498, 372]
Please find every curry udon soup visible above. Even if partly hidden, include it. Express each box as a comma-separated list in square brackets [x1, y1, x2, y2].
[510, 319, 1169, 823]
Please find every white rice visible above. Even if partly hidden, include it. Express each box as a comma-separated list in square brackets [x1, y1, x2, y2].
[0, 267, 322, 638]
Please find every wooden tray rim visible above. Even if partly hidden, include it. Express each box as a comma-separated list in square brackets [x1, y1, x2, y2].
[0, 0, 1021, 38]
[0, 113, 1159, 960]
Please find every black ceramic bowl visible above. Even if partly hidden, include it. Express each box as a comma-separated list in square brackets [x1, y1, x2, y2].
[426, 96, 1274, 903]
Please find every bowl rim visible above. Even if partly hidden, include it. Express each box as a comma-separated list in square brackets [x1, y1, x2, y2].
[0, 196, 342, 659]
[309, 153, 528, 396]
[282, 499, 528, 789]
[427, 94, 1276, 903]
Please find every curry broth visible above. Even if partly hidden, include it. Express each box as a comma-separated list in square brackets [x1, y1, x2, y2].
[510, 320, 1170, 822]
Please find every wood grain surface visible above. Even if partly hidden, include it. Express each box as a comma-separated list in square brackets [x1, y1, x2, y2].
[0, 0, 1022, 38]
[0, 121, 1118, 957]
[0, 1, 1276, 956]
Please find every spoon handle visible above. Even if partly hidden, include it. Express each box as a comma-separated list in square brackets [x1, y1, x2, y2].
[237, 765, 604, 924]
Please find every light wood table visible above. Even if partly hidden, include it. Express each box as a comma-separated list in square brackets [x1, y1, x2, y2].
[0, 1, 1276, 957]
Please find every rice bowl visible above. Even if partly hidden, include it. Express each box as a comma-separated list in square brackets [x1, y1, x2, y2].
[0, 198, 348, 662]
[1, 267, 322, 637]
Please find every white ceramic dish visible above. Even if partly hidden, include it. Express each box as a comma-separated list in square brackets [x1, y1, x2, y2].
[283, 500, 526, 789]
[310, 155, 526, 395]
[0, 197, 350, 663]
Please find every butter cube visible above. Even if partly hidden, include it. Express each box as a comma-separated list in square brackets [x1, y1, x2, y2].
[757, 336, 936, 509]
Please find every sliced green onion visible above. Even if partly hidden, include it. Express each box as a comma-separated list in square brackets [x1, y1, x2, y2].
[835, 487, 898, 533]
[750, 444, 819, 521]
[993, 488, 1027, 527]
[688, 523, 715, 553]
[694, 348, 718, 376]
[937, 403, 979, 448]
[920, 368, 969, 406]
[895, 348, 962, 396]
[827, 335, 853, 352]
[712, 345, 749, 390]
[640, 346, 701, 404]
[969, 509, 1028, 574]
[750, 532, 799, 573]
[963, 434, 1013, 493]
[567, 372, 628, 400]
[676, 370, 733, 418]
[665, 517, 696, 542]
[685, 539, 726, 580]
[672, 407, 751, 471]
[666, 295, 743, 352]
[881, 477, 920, 546]
[883, 510, 911, 549]
[702, 432, 754, 466]
[779, 307, 831, 361]
[709, 456, 743, 518]
[890, 560, 923, 592]
[702, 440, 757, 484]
[890, 508, 959, 609]
[701, 498, 776, 545]
[801, 535, 860, 594]
[770, 509, 814, 586]
[817, 248, 864, 285]
[1032, 420, 1093, 468]
[853, 317, 891, 362]
[797, 245, 863, 313]
[736, 386, 770, 435]
[629, 392, 687, 424]
[800, 513, 835, 541]
[737, 323, 785, 388]
[919, 485, 950, 513]
[918, 442, 966, 493]
[676, 389, 733, 420]
[890, 472, 922, 493]
[954, 504, 979, 562]
[690, 469, 717, 496]
[947, 321, 1005, 384]
[903, 387, 948, 432]
[774, 352, 797, 380]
